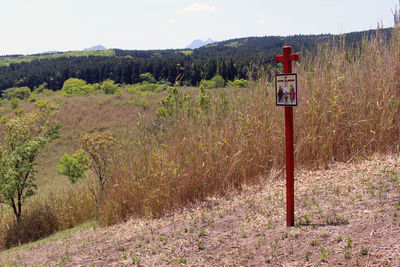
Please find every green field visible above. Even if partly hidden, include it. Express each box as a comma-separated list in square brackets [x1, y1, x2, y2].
[0, 49, 115, 66]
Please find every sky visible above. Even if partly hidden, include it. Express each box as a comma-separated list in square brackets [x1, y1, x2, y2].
[0, 0, 397, 55]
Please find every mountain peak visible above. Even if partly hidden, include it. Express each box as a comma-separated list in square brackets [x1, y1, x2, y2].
[185, 39, 216, 49]
[83, 45, 107, 51]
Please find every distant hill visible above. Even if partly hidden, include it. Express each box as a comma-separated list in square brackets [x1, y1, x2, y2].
[42, 51, 60, 55]
[185, 38, 216, 49]
[83, 45, 107, 51]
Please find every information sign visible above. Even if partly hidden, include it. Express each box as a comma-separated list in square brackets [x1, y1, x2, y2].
[275, 73, 297, 106]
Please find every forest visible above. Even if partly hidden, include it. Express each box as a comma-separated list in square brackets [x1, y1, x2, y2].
[0, 28, 392, 94]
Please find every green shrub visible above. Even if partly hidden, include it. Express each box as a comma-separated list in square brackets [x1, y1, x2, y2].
[227, 79, 249, 88]
[158, 79, 171, 86]
[129, 96, 149, 109]
[28, 94, 37, 102]
[42, 89, 53, 95]
[33, 82, 48, 94]
[34, 99, 50, 108]
[199, 75, 225, 89]
[156, 87, 192, 119]
[211, 75, 225, 88]
[0, 115, 7, 123]
[60, 78, 96, 96]
[2, 86, 31, 100]
[138, 82, 159, 92]
[9, 97, 18, 109]
[199, 79, 216, 89]
[129, 82, 171, 93]
[140, 73, 156, 83]
[100, 79, 119, 95]
[13, 108, 24, 116]
[125, 84, 140, 94]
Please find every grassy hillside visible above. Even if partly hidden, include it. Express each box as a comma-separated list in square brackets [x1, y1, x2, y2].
[0, 154, 399, 265]
[0, 23, 399, 254]
[0, 49, 115, 66]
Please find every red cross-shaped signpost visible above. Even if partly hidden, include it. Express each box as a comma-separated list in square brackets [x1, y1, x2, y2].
[276, 46, 299, 227]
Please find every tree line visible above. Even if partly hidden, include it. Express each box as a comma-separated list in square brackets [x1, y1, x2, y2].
[0, 28, 391, 94]
[0, 55, 252, 92]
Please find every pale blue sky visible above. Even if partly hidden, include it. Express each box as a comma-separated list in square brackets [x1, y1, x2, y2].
[0, 0, 397, 55]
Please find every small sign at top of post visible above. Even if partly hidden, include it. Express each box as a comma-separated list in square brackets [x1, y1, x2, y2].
[275, 46, 299, 227]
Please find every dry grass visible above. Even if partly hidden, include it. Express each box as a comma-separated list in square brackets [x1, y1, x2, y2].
[102, 27, 400, 225]
[0, 24, 399, 250]
[37, 92, 162, 190]
[295, 29, 400, 165]
[0, 153, 399, 266]
[0, 92, 162, 249]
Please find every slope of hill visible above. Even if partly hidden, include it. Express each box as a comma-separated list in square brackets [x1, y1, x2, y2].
[0, 49, 115, 67]
[0, 24, 399, 263]
[0, 154, 399, 266]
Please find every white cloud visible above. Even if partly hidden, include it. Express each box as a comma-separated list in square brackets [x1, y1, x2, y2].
[178, 3, 217, 14]
[259, 19, 265, 25]
[23, 3, 34, 9]
[168, 18, 177, 25]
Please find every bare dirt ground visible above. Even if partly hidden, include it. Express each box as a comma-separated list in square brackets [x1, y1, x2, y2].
[1, 153, 400, 266]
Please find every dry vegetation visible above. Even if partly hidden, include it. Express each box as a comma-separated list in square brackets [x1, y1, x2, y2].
[101, 26, 400, 225]
[0, 92, 163, 249]
[0, 20, 399, 265]
[0, 154, 399, 265]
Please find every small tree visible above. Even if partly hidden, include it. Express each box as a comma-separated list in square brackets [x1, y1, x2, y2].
[0, 101, 60, 222]
[56, 150, 88, 184]
[57, 131, 117, 204]
[80, 131, 117, 192]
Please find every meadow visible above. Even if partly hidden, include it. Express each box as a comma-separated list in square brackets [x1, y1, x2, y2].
[0, 23, 399, 252]
[0, 49, 116, 66]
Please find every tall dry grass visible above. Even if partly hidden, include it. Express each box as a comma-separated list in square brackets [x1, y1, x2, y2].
[0, 184, 97, 249]
[1, 24, 399, 248]
[295, 28, 400, 165]
[101, 26, 400, 224]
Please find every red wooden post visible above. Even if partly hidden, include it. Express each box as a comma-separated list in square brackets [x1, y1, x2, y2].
[276, 46, 299, 227]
